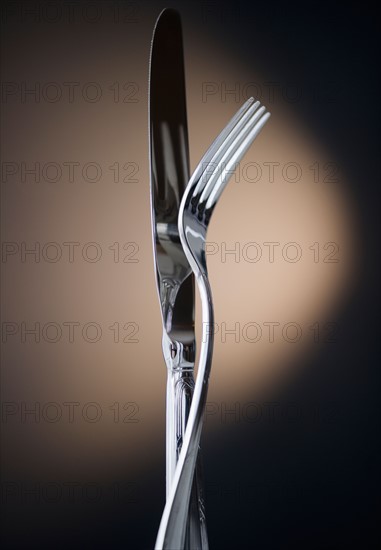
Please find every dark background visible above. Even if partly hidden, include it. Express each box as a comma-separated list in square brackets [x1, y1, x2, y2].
[1, 1, 380, 548]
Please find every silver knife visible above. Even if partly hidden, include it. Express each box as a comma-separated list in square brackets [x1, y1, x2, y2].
[149, 8, 208, 549]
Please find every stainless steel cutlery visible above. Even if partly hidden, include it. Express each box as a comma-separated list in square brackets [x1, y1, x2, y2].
[149, 8, 270, 549]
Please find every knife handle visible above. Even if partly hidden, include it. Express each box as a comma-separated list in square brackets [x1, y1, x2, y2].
[187, 448, 208, 550]
[166, 369, 208, 549]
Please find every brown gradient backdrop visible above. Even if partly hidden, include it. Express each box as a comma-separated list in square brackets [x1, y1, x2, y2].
[1, 0, 358, 530]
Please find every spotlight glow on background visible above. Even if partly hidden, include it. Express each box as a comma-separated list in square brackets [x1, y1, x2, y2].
[1, 0, 357, 498]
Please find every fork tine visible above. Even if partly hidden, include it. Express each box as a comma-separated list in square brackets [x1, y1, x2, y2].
[192, 100, 261, 199]
[191, 98, 254, 179]
[198, 105, 267, 205]
[205, 111, 271, 211]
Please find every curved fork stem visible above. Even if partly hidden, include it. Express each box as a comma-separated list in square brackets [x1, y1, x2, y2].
[156, 274, 214, 550]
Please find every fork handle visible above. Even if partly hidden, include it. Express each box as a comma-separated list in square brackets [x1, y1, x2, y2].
[166, 369, 208, 549]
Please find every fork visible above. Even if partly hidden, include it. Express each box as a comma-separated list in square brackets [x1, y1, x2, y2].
[155, 97, 270, 549]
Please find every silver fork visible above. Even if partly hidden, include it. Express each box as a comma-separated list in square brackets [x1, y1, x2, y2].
[155, 97, 270, 549]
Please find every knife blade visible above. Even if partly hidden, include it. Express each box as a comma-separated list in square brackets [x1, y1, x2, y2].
[149, 7, 194, 342]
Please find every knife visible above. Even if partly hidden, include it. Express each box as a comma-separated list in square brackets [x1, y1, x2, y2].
[149, 8, 208, 549]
